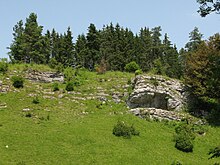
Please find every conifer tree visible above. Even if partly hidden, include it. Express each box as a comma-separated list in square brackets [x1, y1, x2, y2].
[86, 23, 100, 70]
[75, 34, 87, 67]
[138, 27, 153, 71]
[185, 33, 220, 113]
[62, 27, 75, 67]
[22, 13, 46, 64]
[185, 27, 203, 52]
[8, 20, 25, 62]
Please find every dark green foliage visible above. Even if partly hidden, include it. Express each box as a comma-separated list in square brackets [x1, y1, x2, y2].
[52, 82, 59, 91]
[32, 97, 40, 104]
[209, 146, 220, 159]
[175, 134, 194, 152]
[185, 33, 220, 120]
[48, 58, 58, 69]
[197, 0, 220, 17]
[0, 58, 8, 74]
[152, 58, 166, 75]
[25, 112, 32, 118]
[64, 67, 75, 82]
[174, 124, 195, 152]
[65, 81, 74, 91]
[113, 121, 139, 138]
[171, 160, 183, 165]
[11, 76, 24, 88]
[125, 61, 140, 72]
[8, 14, 184, 79]
[185, 27, 203, 52]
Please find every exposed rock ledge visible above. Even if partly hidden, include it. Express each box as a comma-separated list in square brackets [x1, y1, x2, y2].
[129, 108, 187, 121]
[127, 75, 187, 111]
[25, 70, 64, 83]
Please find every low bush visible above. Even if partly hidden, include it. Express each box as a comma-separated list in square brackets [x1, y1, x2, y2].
[11, 76, 24, 88]
[113, 121, 139, 139]
[52, 82, 59, 91]
[135, 69, 143, 76]
[64, 67, 75, 82]
[174, 123, 195, 152]
[95, 59, 107, 74]
[32, 97, 40, 104]
[124, 61, 140, 72]
[171, 160, 183, 165]
[48, 58, 58, 69]
[0, 58, 8, 74]
[175, 133, 194, 152]
[66, 81, 74, 91]
[208, 146, 220, 159]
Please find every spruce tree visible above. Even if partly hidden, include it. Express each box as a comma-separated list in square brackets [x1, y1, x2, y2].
[86, 23, 100, 70]
[8, 20, 25, 63]
[22, 13, 45, 64]
[62, 27, 75, 67]
[138, 27, 153, 71]
[185, 27, 203, 52]
[75, 34, 87, 67]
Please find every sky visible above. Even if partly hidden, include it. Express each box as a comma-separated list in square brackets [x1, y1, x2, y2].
[0, 0, 219, 59]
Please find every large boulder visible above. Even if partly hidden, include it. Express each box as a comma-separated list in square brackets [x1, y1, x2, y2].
[127, 75, 187, 111]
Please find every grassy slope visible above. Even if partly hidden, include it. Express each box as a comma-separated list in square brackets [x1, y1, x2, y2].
[0, 64, 219, 165]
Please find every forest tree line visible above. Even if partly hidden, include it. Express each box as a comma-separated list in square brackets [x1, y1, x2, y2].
[8, 13, 182, 78]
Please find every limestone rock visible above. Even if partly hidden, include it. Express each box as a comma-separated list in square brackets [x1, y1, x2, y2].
[129, 108, 186, 121]
[127, 75, 187, 111]
[26, 70, 64, 83]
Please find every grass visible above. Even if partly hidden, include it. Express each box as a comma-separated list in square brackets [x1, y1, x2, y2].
[0, 65, 220, 164]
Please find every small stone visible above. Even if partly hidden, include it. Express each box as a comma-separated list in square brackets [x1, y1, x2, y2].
[22, 108, 31, 112]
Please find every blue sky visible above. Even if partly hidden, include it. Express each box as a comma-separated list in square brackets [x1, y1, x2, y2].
[0, 0, 219, 59]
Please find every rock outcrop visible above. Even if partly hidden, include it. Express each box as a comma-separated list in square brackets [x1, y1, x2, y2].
[127, 75, 187, 111]
[26, 70, 64, 83]
[129, 108, 187, 121]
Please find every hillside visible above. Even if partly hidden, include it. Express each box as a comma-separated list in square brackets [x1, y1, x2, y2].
[0, 64, 220, 165]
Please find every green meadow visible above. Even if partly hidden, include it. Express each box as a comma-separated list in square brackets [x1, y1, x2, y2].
[0, 65, 219, 165]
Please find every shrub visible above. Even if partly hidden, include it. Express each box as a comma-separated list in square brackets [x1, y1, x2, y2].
[48, 58, 58, 69]
[25, 112, 32, 118]
[208, 146, 220, 159]
[171, 160, 183, 165]
[174, 124, 195, 152]
[0, 58, 8, 74]
[113, 121, 139, 138]
[64, 67, 75, 82]
[66, 81, 74, 91]
[55, 63, 64, 73]
[151, 58, 166, 75]
[11, 76, 24, 88]
[135, 69, 143, 76]
[95, 59, 107, 74]
[124, 61, 140, 72]
[32, 97, 40, 104]
[175, 133, 194, 152]
[52, 82, 59, 91]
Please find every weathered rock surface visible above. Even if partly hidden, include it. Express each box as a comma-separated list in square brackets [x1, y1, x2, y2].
[127, 75, 187, 111]
[129, 108, 186, 121]
[0, 80, 10, 93]
[26, 70, 64, 83]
